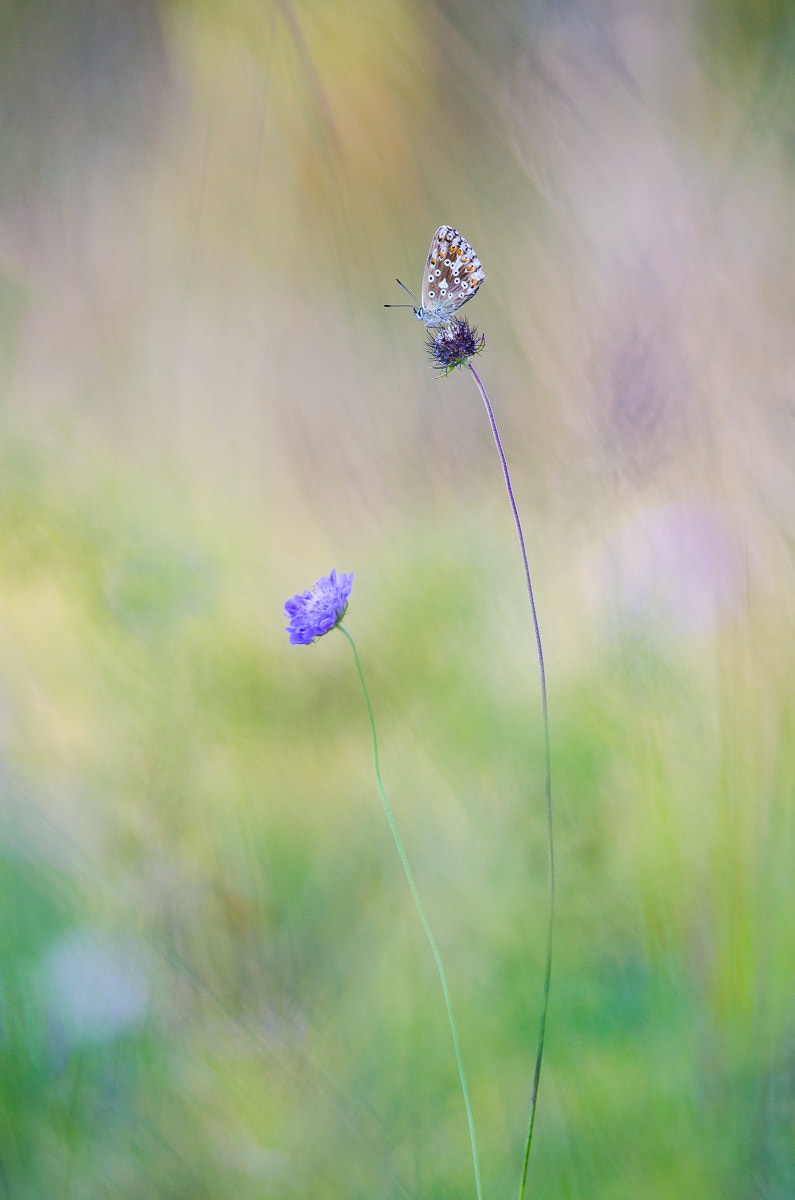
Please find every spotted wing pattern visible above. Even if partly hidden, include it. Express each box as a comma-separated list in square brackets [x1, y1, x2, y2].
[417, 225, 486, 326]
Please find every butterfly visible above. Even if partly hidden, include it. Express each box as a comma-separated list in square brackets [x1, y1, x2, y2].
[385, 225, 486, 327]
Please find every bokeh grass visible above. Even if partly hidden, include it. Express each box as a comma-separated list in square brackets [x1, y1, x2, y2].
[0, 424, 792, 1198]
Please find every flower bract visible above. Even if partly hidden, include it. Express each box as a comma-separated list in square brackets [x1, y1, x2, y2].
[284, 569, 353, 645]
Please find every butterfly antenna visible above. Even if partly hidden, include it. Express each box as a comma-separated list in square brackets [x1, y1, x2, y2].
[384, 278, 420, 308]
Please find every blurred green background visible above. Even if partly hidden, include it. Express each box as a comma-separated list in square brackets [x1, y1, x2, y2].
[0, 0, 794, 1196]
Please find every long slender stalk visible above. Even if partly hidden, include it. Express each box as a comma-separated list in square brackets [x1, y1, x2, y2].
[466, 363, 555, 1200]
[337, 622, 483, 1200]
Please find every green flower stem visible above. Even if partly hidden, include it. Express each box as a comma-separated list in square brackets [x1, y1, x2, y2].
[337, 621, 483, 1200]
[466, 362, 554, 1200]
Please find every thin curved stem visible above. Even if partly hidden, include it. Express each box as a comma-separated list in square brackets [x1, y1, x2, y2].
[337, 622, 483, 1200]
[466, 362, 554, 1200]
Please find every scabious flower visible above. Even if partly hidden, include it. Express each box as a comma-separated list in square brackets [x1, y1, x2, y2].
[285, 568, 482, 1200]
[426, 317, 485, 375]
[284, 569, 353, 645]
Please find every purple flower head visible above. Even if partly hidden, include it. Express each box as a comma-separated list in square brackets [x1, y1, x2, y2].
[427, 317, 485, 375]
[284, 569, 353, 645]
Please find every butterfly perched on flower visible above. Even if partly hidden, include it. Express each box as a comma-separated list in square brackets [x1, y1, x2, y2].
[385, 225, 486, 328]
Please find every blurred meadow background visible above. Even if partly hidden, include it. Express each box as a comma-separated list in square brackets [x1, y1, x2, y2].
[1, 0, 794, 1196]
